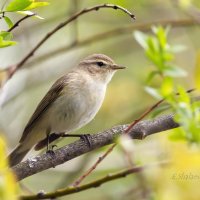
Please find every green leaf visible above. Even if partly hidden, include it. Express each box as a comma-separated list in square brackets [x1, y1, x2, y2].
[145, 86, 162, 99]
[33, 14, 44, 20]
[0, 36, 17, 48]
[169, 129, 186, 141]
[3, 16, 13, 28]
[6, 0, 32, 12]
[17, 10, 34, 15]
[146, 70, 160, 84]
[134, 31, 148, 49]
[24, 2, 49, 10]
[0, 31, 13, 40]
[163, 52, 174, 61]
[145, 48, 160, 67]
[160, 77, 173, 97]
[150, 104, 171, 118]
[156, 26, 167, 49]
[147, 37, 159, 53]
[171, 44, 186, 53]
[0, 31, 16, 48]
[176, 86, 190, 104]
[151, 26, 158, 35]
[17, 11, 44, 19]
[164, 65, 187, 77]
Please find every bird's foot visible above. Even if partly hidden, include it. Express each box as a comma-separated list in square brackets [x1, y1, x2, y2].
[46, 145, 57, 155]
[80, 134, 91, 147]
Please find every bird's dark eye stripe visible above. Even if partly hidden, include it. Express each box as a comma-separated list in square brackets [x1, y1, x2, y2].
[96, 61, 105, 67]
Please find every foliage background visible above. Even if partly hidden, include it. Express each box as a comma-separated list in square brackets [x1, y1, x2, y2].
[0, 0, 200, 199]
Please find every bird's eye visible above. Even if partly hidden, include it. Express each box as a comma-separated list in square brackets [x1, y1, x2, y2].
[96, 61, 105, 67]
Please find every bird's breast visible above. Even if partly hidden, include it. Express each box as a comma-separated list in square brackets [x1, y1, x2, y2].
[48, 80, 106, 133]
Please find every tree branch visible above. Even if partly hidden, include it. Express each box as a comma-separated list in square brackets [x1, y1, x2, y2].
[20, 161, 167, 200]
[7, 14, 36, 32]
[12, 114, 178, 181]
[4, 4, 135, 80]
[72, 142, 116, 187]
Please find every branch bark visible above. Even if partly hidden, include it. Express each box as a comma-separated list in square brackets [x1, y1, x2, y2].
[12, 114, 178, 181]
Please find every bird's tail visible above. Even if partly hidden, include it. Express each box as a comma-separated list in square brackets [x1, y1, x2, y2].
[8, 143, 30, 167]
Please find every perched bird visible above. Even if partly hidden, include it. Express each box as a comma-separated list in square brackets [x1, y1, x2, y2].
[9, 54, 125, 167]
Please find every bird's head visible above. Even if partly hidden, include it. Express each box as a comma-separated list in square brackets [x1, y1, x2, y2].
[78, 54, 125, 84]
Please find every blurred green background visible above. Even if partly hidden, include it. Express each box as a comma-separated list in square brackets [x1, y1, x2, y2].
[0, 0, 200, 199]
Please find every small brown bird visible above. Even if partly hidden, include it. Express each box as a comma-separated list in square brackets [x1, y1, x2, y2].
[9, 54, 125, 167]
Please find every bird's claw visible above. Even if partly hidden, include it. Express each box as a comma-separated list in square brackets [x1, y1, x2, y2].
[80, 134, 91, 147]
[46, 145, 57, 155]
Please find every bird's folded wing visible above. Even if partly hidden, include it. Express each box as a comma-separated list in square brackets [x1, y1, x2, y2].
[19, 76, 66, 143]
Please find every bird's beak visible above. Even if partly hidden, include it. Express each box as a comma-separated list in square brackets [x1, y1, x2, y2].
[110, 64, 126, 70]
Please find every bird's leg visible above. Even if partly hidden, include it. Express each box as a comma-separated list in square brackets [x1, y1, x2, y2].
[60, 133, 92, 147]
[46, 133, 50, 152]
[45, 128, 56, 155]
[46, 134, 51, 154]
[36, 133, 92, 152]
[35, 133, 61, 151]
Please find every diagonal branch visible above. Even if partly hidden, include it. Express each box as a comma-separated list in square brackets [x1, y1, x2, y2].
[12, 114, 178, 181]
[72, 141, 116, 187]
[4, 4, 135, 80]
[7, 14, 36, 32]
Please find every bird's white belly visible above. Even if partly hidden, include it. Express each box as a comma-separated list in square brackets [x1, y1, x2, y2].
[46, 83, 106, 134]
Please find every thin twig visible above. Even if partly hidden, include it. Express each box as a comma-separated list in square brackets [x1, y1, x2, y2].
[7, 14, 35, 32]
[56, 153, 92, 188]
[70, 0, 79, 44]
[20, 161, 167, 200]
[0, 0, 8, 12]
[72, 143, 116, 186]
[4, 4, 135, 80]
[125, 99, 164, 133]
